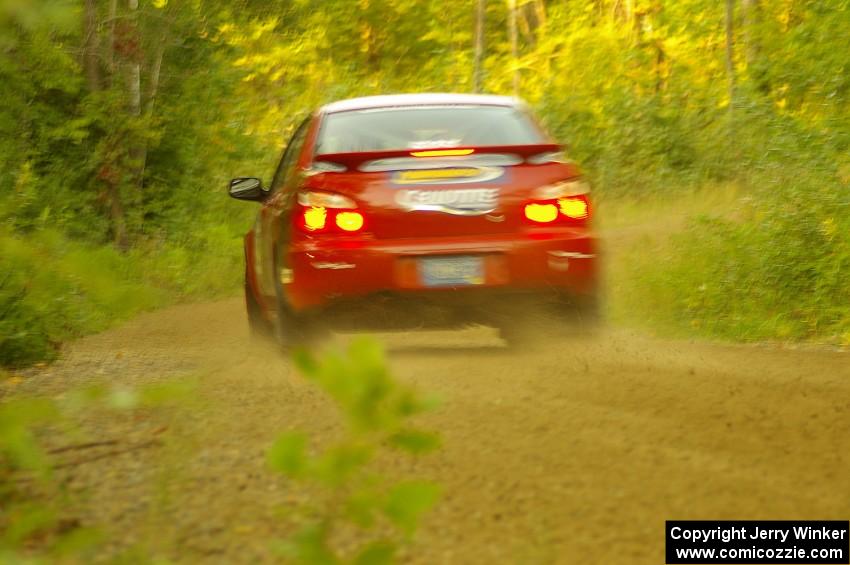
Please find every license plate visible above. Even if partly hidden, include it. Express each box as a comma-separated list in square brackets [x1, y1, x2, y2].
[419, 256, 484, 287]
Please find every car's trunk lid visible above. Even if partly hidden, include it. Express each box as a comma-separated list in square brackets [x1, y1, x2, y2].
[306, 145, 580, 240]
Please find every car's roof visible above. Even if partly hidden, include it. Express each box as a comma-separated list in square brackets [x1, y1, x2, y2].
[320, 93, 521, 114]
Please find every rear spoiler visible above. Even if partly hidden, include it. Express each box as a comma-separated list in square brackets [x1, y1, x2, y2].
[313, 143, 563, 171]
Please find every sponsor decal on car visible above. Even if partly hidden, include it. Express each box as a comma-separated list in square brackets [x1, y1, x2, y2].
[391, 166, 505, 185]
[395, 187, 499, 215]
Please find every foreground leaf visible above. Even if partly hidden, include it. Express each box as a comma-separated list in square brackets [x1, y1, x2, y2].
[267, 432, 308, 478]
[383, 481, 440, 535]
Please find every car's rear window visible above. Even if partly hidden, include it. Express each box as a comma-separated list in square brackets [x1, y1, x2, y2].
[315, 105, 545, 154]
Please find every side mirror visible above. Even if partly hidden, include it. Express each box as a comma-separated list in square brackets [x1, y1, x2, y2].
[228, 177, 268, 201]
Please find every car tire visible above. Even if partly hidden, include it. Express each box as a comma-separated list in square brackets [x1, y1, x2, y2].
[245, 280, 273, 339]
[272, 257, 325, 351]
[273, 301, 308, 350]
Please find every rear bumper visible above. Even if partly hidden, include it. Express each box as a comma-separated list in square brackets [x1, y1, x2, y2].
[285, 228, 598, 311]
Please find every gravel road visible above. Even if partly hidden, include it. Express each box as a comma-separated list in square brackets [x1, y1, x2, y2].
[11, 294, 849, 564]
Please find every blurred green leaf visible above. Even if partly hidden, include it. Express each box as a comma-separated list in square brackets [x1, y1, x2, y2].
[0, 397, 59, 475]
[292, 347, 319, 378]
[52, 526, 103, 557]
[272, 338, 442, 560]
[344, 490, 379, 528]
[393, 390, 440, 418]
[107, 388, 139, 410]
[267, 432, 308, 478]
[2, 502, 56, 545]
[138, 379, 196, 407]
[352, 541, 396, 565]
[313, 444, 372, 486]
[387, 429, 441, 454]
[383, 481, 440, 535]
[274, 523, 338, 565]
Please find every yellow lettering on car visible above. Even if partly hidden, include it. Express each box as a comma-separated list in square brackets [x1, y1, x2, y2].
[395, 168, 483, 184]
[393, 167, 506, 185]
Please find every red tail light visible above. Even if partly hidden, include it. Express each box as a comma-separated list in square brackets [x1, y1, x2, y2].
[524, 180, 591, 226]
[524, 202, 559, 223]
[523, 195, 590, 224]
[296, 192, 366, 234]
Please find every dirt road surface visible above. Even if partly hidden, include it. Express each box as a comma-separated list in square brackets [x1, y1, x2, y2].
[13, 295, 849, 564]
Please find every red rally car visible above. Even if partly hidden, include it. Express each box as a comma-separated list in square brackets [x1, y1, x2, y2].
[229, 93, 599, 347]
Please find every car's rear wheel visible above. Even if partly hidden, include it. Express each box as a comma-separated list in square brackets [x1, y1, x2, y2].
[273, 302, 310, 350]
[272, 258, 325, 351]
[245, 280, 273, 339]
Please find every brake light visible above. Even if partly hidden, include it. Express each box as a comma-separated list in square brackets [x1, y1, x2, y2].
[558, 197, 588, 219]
[296, 191, 365, 234]
[524, 203, 558, 223]
[335, 211, 364, 232]
[303, 206, 328, 231]
[524, 192, 591, 226]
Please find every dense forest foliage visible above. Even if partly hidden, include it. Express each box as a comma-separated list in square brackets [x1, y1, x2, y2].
[2, 0, 848, 365]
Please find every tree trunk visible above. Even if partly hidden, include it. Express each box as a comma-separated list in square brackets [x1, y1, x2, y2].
[126, 0, 142, 119]
[516, 1, 545, 45]
[83, 0, 101, 92]
[146, 41, 166, 114]
[640, 2, 664, 94]
[655, 40, 666, 94]
[507, 0, 519, 96]
[97, 153, 129, 249]
[109, 183, 129, 250]
[123, 0, 145, 204]
[107, 0, 118, 85]
[533, 0, 546, 28]
[136, 36, 167, 192]
[724, 0, 736, 109]
[473, 0, 486, 92]
[623, 0, 634, 20]
[97, 0, 128, 248]
[741, 0, 759, 64]
[742, 0, 768, 93]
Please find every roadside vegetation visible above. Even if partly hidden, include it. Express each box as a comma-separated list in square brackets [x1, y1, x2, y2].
[269, 339, 441, 564]
[2, 338, 440, 562]
[2, 0, 849, 369]
[0, 226, 244, 366]
[1, 377, 196, 562]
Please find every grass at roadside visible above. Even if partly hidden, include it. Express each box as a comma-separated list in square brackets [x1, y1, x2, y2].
[0, 226, 244, 368]
[602, 182, 850, 346]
